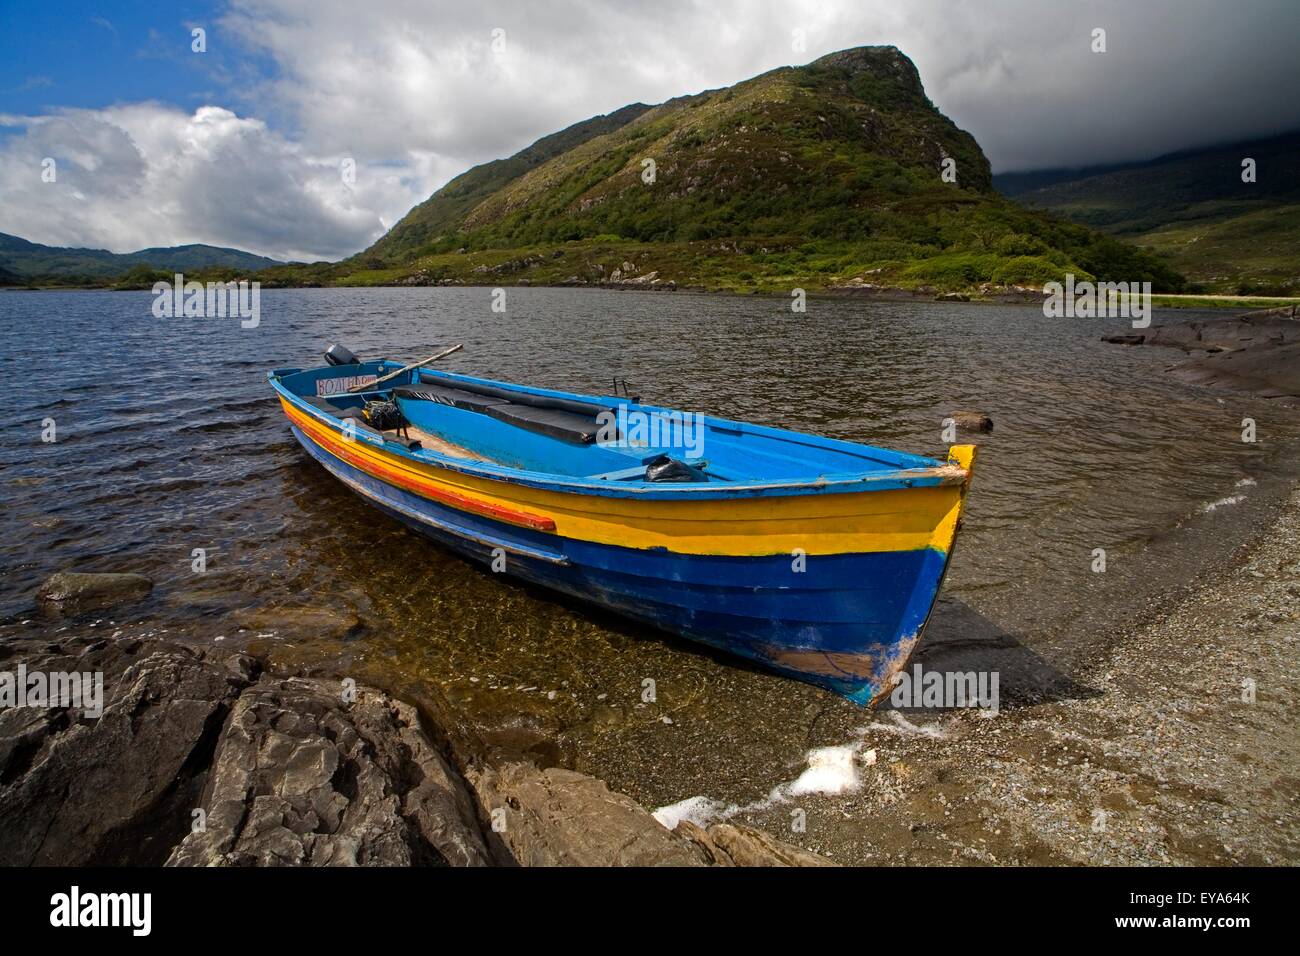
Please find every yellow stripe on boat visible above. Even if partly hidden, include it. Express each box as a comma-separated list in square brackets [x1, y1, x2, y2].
[283, 398, 970, 558]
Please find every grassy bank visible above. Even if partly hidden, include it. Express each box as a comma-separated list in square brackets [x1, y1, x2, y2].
[9, 252, 1298, 310]
[1150, 293, 1300, 310]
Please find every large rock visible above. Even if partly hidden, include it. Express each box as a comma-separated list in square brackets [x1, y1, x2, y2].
[1142, 312, 1300, 399]
[467, 762, 708, 866]
[0, 637, 489, 866]
[35, 571, 152, 613]
[677, 821, 838, 867]
[0, 634, 835, 868]
[168, 678, 490, 867]
[0, 639, 250, 865]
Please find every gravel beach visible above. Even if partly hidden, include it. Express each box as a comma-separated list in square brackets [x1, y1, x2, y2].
[694, 481, 1300, 865]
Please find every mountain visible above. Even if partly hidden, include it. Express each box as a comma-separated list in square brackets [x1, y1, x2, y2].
[276, 45, 1182, 294]
[995, 131, 1300, 294]
[0, 232, 281, 283]
[364, 103, 654, 262]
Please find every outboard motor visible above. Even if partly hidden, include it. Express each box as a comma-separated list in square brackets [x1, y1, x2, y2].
[324, 343, 361, 367]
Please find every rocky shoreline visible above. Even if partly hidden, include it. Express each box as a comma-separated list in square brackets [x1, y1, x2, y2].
[1104, 304, 1300, 401]
[10, 461, 1297, 868]
[5, 302, 1297, 867]
[0, 628, 831, 867]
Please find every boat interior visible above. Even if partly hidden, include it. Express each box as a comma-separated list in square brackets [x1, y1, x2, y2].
[273, 359, 943, 485]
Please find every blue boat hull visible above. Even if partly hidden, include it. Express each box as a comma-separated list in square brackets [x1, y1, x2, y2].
[291, 423, 954, 702]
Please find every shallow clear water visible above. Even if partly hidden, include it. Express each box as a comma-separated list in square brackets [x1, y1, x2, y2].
[1, 287, 1294, 802]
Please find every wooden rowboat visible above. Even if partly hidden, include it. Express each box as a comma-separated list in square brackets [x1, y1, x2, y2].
[268, 349, 976, 704]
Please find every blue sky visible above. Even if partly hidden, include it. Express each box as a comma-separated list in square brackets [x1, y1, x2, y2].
[2, 1, 1297, 260]
[2, 2, 242, 113]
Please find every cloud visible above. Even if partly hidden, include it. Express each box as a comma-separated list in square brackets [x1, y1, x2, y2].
[5, 0, 1299, 258]
[12, 76, 54, 93]
[0, 104, 403, 260]
[89, 16, 119, 41]
[219, 0, 1300, 173]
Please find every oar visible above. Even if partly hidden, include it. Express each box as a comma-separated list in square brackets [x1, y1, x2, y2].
[349, 343, 464, 392]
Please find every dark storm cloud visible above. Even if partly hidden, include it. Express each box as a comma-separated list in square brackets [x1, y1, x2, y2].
[221, 0, 1300, 172]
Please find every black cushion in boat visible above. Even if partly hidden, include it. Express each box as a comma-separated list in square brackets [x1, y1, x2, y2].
[429, 377, 611, 417]
[393, 383, 510, 413]
[300, 396, 368, 419]
[299, 396, 348, 414]
[485, 403, 607, 444]
[394, 378, 618, 444]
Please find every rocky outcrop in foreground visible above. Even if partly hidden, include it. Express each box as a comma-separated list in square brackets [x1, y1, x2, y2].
[0, 636, 830, 867]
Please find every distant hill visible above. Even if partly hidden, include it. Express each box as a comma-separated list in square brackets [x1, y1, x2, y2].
[266, 45, 1183, 295]
[0, 232, 281, 284]
[995, 131, 1300, 294]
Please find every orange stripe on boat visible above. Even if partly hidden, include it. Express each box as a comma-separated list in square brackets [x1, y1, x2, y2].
[298, 405, 557, 533]
[279, 395, 970, 558]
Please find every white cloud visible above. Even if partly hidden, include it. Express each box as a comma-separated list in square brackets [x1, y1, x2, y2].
[4, 0, 1298, 259]
[0, 103, 405, 261]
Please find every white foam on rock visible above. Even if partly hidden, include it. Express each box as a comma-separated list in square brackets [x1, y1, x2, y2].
[654, 741, 878, 829]
[652, 795, 730, 830]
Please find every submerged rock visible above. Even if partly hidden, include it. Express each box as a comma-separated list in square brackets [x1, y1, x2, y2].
[35, 571, 152, 613]
[231, 605, 362, 639]
[1101, 334, 1146, 345]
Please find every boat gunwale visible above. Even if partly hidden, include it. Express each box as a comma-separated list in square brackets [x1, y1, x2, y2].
[269, 367, 971, 500]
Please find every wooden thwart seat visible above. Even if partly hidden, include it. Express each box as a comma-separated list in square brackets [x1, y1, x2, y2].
[391, 424, 496, 463]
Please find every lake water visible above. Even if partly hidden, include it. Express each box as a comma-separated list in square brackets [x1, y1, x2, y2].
[1, 287, 1295, 806]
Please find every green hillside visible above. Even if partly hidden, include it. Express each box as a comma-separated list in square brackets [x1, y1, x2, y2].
[263, 46, 1184, 295]
[0, 232, 281, 286]
[362, 103, 652, 263]
[996, 131, 1300, 294]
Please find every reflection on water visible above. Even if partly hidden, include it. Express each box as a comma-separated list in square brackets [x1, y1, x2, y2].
[1, 287, 1295, 804]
